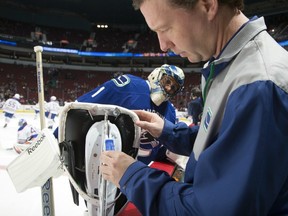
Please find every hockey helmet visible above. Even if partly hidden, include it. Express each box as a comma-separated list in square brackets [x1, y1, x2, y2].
[14, 93, 20, 100]
[148, 64, 185, 106]
[18, 119, 27, 127]
[50, 96, 56, 101]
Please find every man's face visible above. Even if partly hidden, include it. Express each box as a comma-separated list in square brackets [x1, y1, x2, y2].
[160, 75, 180, 96]
[140, 0, 216, 63]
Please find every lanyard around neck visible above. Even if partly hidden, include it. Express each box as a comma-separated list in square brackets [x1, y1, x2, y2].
[203, 62, 215, 104]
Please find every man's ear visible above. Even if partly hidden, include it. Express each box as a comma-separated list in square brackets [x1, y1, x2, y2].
[201, 0, 218, 21]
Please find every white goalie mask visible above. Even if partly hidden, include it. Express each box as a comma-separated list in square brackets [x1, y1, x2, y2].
[57, 102, 141, 216]
[148, 64, 185, 106]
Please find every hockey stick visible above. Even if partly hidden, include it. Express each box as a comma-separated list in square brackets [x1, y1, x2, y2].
[34, 46, 55, 216]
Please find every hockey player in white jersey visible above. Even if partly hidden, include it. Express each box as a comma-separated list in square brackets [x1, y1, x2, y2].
[2, 93, 21, 128]
[14, 118, 39, 154]
[45, 96, 60, 129]
[33, 101, 47, 120]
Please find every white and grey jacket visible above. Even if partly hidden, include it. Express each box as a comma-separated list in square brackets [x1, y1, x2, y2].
[119, 17, 288, 216]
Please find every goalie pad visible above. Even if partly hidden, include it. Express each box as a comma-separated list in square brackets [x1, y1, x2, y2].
[58, 102, 141, 215]
[6, 128, 63, 193]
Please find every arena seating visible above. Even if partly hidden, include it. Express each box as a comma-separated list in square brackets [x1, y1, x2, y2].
[1, 13, 286, 109]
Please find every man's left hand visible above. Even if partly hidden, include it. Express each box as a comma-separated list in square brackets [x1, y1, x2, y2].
[100, 151, 136, 188]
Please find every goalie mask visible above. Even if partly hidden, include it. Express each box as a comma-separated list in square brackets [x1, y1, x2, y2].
[58, 102, 141, 216]
[148, 64, 185, 106]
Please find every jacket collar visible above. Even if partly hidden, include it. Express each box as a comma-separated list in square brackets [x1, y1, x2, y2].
[202, 16, 267, 80]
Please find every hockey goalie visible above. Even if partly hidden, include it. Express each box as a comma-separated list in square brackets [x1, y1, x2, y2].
[7, 102, 141, 216]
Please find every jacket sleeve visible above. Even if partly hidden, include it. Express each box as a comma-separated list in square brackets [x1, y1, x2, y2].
[119, 82, 288, 216]
[158, 120, 199, 156]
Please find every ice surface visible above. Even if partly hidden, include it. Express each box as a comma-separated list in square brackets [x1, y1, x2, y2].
[0, 112, 87, 216]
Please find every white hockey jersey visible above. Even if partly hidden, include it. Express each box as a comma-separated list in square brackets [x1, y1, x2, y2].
[17, 124, 38, 144]
[3, 98, 21, 114]
[45, 101, 60, 115]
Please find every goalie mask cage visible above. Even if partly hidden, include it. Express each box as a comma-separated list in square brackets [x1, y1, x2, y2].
[58, 102, 141, 215]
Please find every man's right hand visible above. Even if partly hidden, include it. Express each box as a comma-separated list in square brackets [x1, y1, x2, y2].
[133, 110, 164, 138]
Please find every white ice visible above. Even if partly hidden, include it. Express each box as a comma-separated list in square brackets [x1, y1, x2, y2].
[0, 112, 87, 216]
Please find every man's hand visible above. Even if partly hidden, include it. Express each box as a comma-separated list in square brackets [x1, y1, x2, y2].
[100, 151, 136, 188]
[133, 110, 164, 138]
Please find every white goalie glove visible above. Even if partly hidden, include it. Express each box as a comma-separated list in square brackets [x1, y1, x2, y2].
[6, 128, 63, 193]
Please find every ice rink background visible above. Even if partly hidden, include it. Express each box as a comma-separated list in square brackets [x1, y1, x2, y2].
[0, 111, 87, 216]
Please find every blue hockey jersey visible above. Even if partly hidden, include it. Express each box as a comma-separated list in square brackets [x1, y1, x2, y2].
[76, 74, 176, 164]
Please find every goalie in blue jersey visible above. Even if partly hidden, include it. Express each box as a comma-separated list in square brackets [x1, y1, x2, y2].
[76, 64, 185, 165]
